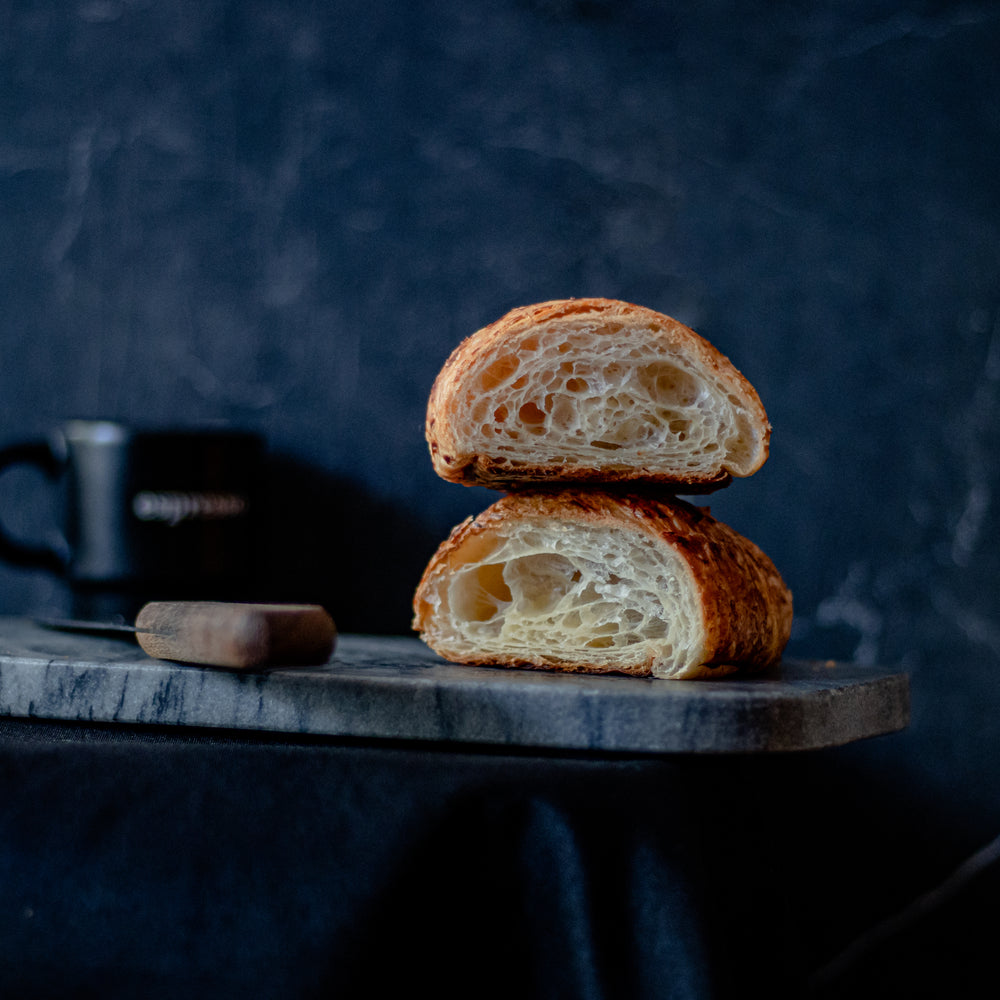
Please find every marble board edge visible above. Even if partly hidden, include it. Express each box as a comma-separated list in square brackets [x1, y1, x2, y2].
[0, 619, 910, 754]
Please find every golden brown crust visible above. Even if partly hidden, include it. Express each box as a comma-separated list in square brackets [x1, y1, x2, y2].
[425, 298, 770, 491]
[412, 489, 792, 679]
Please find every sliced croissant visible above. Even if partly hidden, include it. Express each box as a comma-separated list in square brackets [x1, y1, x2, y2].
[426, 298, 770, 491]
[412, 490, 792, 679]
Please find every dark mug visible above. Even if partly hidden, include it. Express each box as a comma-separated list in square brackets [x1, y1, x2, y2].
[0, 420, 264, 618]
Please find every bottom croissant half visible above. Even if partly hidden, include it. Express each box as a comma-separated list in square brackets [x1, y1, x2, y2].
[412, 490, 792, 680]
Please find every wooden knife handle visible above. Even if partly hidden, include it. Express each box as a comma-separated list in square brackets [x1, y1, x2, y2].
[135, 602, 336, 669]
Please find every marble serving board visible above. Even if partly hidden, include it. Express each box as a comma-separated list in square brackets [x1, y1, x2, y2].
[0, 616, 909, 754]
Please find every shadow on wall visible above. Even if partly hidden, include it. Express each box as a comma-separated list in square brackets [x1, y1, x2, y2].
[258, 453, 441, 636]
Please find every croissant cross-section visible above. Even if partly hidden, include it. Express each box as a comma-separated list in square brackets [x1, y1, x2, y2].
[426, 298, 770, 490]
[413, 491, 793, 680]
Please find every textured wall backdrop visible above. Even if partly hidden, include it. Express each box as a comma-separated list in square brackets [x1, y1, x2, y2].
[1, 0, 999, 872]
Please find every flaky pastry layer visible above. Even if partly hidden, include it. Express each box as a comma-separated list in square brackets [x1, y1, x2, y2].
[412, 490, 792, 679]
[426, 298, 770, 490]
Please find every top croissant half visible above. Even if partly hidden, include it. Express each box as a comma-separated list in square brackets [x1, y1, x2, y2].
[425, 298, 770, 492]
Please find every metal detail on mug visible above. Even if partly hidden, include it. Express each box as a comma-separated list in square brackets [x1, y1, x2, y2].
[132, 490, 250, 526]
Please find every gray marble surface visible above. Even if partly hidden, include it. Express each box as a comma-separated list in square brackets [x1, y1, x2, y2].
[0, 616, 909, 754]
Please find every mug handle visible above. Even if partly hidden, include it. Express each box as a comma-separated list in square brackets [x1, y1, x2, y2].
[0, 440, 67, 573]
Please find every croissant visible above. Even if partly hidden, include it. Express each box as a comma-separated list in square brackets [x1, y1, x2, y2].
[412, 490, 792, 679]
[426, 298, 770, 491]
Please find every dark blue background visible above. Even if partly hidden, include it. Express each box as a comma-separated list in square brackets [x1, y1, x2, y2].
[1, 1, 998, 992]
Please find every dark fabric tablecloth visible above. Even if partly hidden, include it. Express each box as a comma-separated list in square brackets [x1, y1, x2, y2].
[0, 716, 988, 1000]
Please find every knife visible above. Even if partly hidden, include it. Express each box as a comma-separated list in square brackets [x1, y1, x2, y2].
[37, 601, 336, 670]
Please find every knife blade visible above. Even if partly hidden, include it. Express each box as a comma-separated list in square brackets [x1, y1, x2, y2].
[36, 616, 149, 636]
[37, 601, 336, 669]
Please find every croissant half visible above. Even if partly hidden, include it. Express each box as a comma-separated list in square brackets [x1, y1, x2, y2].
[426, 298, 770, 491]
[413, 490, 793, 680]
